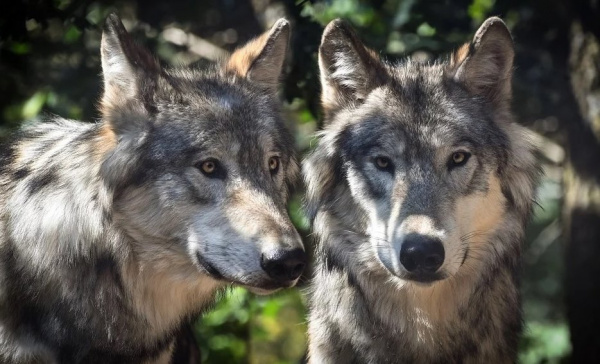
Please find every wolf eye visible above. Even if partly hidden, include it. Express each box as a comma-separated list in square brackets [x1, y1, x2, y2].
[201, 161, 216, 174]
[268, 156, 280, 174]
[449, 152, 471, 168]
[375, 156, 392, 171]
[197, 159, 221, 177]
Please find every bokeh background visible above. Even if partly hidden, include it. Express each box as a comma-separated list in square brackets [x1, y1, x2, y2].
[2, 0, 599, 363]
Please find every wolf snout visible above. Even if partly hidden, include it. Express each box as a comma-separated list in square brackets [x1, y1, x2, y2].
[399, 234, 445, 275]
[260, 248, 306, 283]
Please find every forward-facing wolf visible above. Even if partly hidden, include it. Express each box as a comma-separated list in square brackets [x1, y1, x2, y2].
[304, 17, 541, 363]
[0, 14, 306, 364]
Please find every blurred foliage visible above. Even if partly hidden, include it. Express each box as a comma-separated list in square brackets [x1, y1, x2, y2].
[301, 0, 379, 28]
[468, 0, 496, 23]
[0, 0, 587, 363]
[194, 288, 308, 363]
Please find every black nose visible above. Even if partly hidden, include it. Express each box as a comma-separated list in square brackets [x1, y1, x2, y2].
[399, 235, 445, 273]
[260, 248, 306, 283]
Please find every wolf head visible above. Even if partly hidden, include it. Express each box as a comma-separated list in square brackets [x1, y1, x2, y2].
[305, 18, 537, 285]
[99, 14, 305, 292]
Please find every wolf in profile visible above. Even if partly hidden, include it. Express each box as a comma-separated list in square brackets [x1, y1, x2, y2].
[0, 14, 306, 364]
[304, 17, 540, 363]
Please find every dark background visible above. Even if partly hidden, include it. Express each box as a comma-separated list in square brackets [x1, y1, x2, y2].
[1, 0, 599, 363]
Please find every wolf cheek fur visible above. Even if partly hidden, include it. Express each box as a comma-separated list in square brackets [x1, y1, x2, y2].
[0, 14, 306, 364]
[305, 17, 541, 363]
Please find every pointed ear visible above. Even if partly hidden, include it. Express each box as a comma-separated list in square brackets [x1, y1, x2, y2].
[225, 18, 290, 92]
[448, 17, 514, 109]
[318, 19, 387, 118]
[101, 13, 160, 134]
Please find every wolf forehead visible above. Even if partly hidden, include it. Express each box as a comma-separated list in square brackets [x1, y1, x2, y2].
[337, 62, 510, 157]
[130, 71, 293, 156]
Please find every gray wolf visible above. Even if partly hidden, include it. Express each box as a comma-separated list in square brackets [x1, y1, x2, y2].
[304, 17, 540, 363]
[0, 13, 305, 364]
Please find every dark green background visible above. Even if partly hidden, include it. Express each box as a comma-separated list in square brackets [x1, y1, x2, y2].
[2, 0, 599, 362]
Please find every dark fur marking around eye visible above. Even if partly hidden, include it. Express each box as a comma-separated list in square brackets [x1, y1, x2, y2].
[339, 120, 387, 163]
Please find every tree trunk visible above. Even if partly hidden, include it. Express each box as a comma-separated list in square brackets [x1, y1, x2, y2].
[564, 14, 600, 362]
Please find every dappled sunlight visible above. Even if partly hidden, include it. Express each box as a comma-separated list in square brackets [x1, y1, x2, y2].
[2, 0, 598, 362]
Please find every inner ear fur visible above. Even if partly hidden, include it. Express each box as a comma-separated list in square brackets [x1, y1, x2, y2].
[448, 16, 514, 108]
[318, 19, 387, 119]
[100, 13, 160, 136]
[225, 18, 290, 92]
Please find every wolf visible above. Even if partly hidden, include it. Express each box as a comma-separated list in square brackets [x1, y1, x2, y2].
[0, 13, 306, 364]
[304, 17, 540, 363]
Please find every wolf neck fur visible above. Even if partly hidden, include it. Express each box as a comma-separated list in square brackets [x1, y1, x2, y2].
[94, 124, 224, 338]
[5, 120, 221, 346]
[315, 191, 523, 356]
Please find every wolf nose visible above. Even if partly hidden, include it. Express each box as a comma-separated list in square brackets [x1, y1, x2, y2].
[399, 235, 445, 273]
[261, 248, 307, 283]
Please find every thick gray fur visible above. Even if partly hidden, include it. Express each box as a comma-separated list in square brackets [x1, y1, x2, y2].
[0, 14, 303, 364]
[305, 17, 541, 363]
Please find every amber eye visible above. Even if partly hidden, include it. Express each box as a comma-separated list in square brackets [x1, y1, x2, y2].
[196, 159, 225, 179]
[201, 160, 216, 174]
[375, 156, 392, 170]
[453, 153, 465, 164]
[269, 156, 280, 174]
[449, 151, 471, 168]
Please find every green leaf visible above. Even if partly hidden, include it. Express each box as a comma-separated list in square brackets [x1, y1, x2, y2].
[9, 42, 31, 55]
[22, 91, 48, 119]
[416, 22, 436, 37]
[64, 24, 82, 44]
[468, 0, 496, 23]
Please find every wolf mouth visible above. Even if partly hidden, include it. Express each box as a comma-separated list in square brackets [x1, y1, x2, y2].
[404, 272, 445, 284]
[194, 252, 295, 290]
[195, 252, 223, 279]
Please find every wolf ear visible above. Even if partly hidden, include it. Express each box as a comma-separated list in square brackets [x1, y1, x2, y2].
[101, 13, 160, 134]
[449, 17, 514, 108]
[319, 19, 386, 119]
[225, 18, 290, 92]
